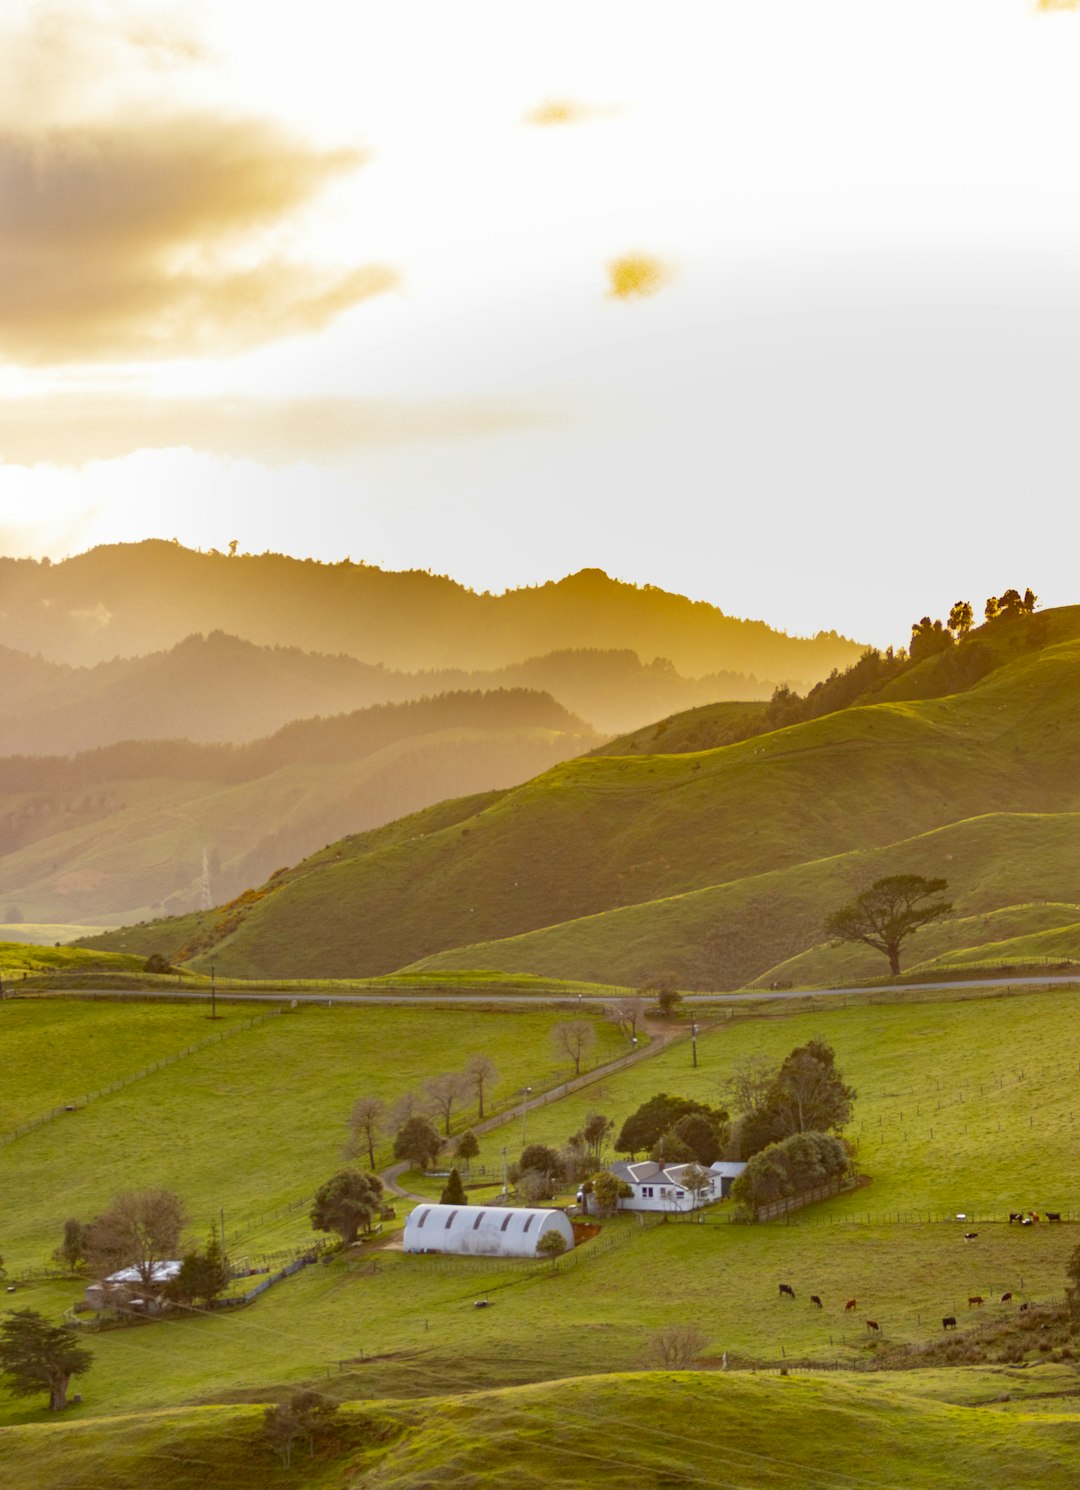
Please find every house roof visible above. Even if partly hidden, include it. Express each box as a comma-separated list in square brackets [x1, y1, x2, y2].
[104, 1260, 183, 1285]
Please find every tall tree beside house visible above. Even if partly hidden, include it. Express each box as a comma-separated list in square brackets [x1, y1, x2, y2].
[0, 1309, 92, 1411]
[464, 1054, 499, 1119]
[85, 1188, 186, 1288]
[165, 1227, 230, 1307]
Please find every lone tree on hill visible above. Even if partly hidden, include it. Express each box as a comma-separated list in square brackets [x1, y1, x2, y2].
[825, 874, 952, 976]
[0, 1309, 92, 1411]
[310, 1169, 383, 1246]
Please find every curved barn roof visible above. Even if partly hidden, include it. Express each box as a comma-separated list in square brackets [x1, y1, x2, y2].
[403, 1203, 574, 1258]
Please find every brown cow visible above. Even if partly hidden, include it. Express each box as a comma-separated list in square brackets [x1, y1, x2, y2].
[1000, 1291, 1012, 1303]
[967, 1296, 983, 1307]
[844, 1298, 857, 1311]
[865, 1319, 880, 1331]
[810, 1295, 823, 1308]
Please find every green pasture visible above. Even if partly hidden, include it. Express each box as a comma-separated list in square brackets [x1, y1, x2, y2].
[3, 1357, 1080, 1490]
[0, 941, 143, 980]
[0, 999, 624, 1273]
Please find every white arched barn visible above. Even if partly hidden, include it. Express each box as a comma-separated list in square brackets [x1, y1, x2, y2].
[403, 1203, 574, 1258]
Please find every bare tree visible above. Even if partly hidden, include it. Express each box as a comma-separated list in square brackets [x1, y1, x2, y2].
[386, 1089, 423, 1135]
[424, 1072, 470, 1136]
[344, 1095, 386, 1168]
[583, 1111, 613, 1166]
[640, 1323, 709, 1369]
[86, 1188, 186, 1288]
[553, 1020, 596, 1076]
[609, 997, 645, 1040]
[723, 1054, 777, 1118]
[464, 1053, 499, 1119]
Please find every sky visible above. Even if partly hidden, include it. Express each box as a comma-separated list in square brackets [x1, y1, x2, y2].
[1, 0, 1079, 646]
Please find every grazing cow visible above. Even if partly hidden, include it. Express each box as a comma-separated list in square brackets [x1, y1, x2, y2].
[963, 1232, 979, 1241]
[942, 1316, 957, 1330]
[1008, 1212, 1023, 1223]
[810, 1294, 823, 1308]
[865, 1319, 880, 1332]
[1001, 1292, 1013, 1303]
[1020, 1302, 1030, 1313]
[967, 1296, 983, 1308]
[1046, 1212, 1062, 1222]
[779, 1284, 796, 1299]
[1020, 1216, 1034, 1227]
[845, 1298, 857, 1311]
[1028, 1212, 1040, 1223]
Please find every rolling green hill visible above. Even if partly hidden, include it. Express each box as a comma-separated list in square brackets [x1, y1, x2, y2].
[81, 607, 1080, 983]
[1, 691, 594, 927]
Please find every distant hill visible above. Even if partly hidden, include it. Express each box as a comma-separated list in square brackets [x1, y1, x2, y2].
[0, 633, 776, 753]
[0, 541, 863, 678]
[80, 605, 1080, 984]
[0, 689, 595, 926]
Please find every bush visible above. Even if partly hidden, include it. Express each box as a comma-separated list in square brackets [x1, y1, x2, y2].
[730, 1131, 848, 1211]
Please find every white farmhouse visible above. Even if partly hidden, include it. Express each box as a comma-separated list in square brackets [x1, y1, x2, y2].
[604, 1159, 746, 1214]
[403, 1203, 575, 1258]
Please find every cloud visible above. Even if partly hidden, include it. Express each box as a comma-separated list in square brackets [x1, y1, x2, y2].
[0, 114, 394, 363]
[1036, 1, 1079, 10]
[606, 254, 670, 301]
[0, 394, 557, 466]
[524, 100, 600, 127]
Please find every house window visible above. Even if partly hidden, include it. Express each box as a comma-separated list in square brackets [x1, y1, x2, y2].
[642, 1186, 654, 1197]
[675, 1190, 685, 1198]
[660, 1188, 669, 1197]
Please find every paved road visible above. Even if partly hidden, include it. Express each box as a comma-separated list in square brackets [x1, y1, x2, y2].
[17, 972, 1080, 1007]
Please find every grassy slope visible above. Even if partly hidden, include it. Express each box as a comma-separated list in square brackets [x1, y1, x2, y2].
[87, 622, 1080, 982]
[0, 999, 625, 1273]
[3, 1370, 1078, 1490]
[1, 722, 593, 927]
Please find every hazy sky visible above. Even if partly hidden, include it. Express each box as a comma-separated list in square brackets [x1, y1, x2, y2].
[1, 0, 1079, 645]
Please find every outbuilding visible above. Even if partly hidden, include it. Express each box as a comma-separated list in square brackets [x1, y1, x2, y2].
[403, 1203, 574, 1258]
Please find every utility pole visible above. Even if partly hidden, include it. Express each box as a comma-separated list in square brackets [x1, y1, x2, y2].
[691, 1020, 698, 1069]
[501, 1146, 508, 1198]
[211, 962, 217, 1021]
[520, 1087, 532, 1147]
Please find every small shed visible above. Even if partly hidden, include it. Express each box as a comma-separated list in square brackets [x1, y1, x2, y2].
[403, 1203, 574, 1258]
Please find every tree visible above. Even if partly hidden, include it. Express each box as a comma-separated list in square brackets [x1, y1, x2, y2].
[86, 1188, 186, 1289]
[582, 1111, 613, 1166]
[947, 600, 974, 637]
[0, 1309, 92, 1411]
[455, 1130, 480, 1170]
[165, 1227, 229, 1307]
[520, 1142, 561, 1179]
[588, 1171, 631, 1218]
[615, 1093, 727, 1156]
[640, 1323, 708, 1368]
[310, 1169, 383, 1246]
[536, 1230, 567, 1262]
[909, 616, 954, 664]
[650, 1132, 694, 1165]
[731, 1131, 849, 1211]
[440, 1167, 467, 1205]
[393, 1116, 442, 1170]
[680, 1163, 712, 1210]
[344, 1095, 386, 1168]
[669, 1111, 726, 1166]
[424, 1072, 470, 1136]
[653, 987, 683, 1017]
[552, 1020, 596, 1076]
[764, 1039, 855, 1139]
[53, 1219, 91, 1272]
[143, 952, 174, 975]
[610, 997, 645, 1040]
[825, 874, 952, 975]
[463, 1054, 499, 1119]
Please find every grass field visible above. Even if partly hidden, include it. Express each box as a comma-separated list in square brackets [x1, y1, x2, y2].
[71, 613, 1080, 985]
[0, 999, 625, 1274]
[2, 1364, 1080, 1490]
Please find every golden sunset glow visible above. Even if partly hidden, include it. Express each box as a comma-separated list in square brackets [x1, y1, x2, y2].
[525, 99, 596, 126]
[606, 254, 669, 301]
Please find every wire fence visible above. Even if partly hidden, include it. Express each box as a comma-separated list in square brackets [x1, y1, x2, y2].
[0, 1008, 285, 1149]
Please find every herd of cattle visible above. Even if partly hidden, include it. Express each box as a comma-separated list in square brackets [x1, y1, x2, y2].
[776, 1213, 1064, 1335]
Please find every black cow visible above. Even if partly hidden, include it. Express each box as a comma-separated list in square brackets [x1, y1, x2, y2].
[942, 1316, 957, 1330]
[810, 1294, 823, 1308]
[865, 1319, 880, 1332]
[779, 1284, 795, 1299]
[1046, 1212, 1062, 1222]
[963, 1232, 979, 1241]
